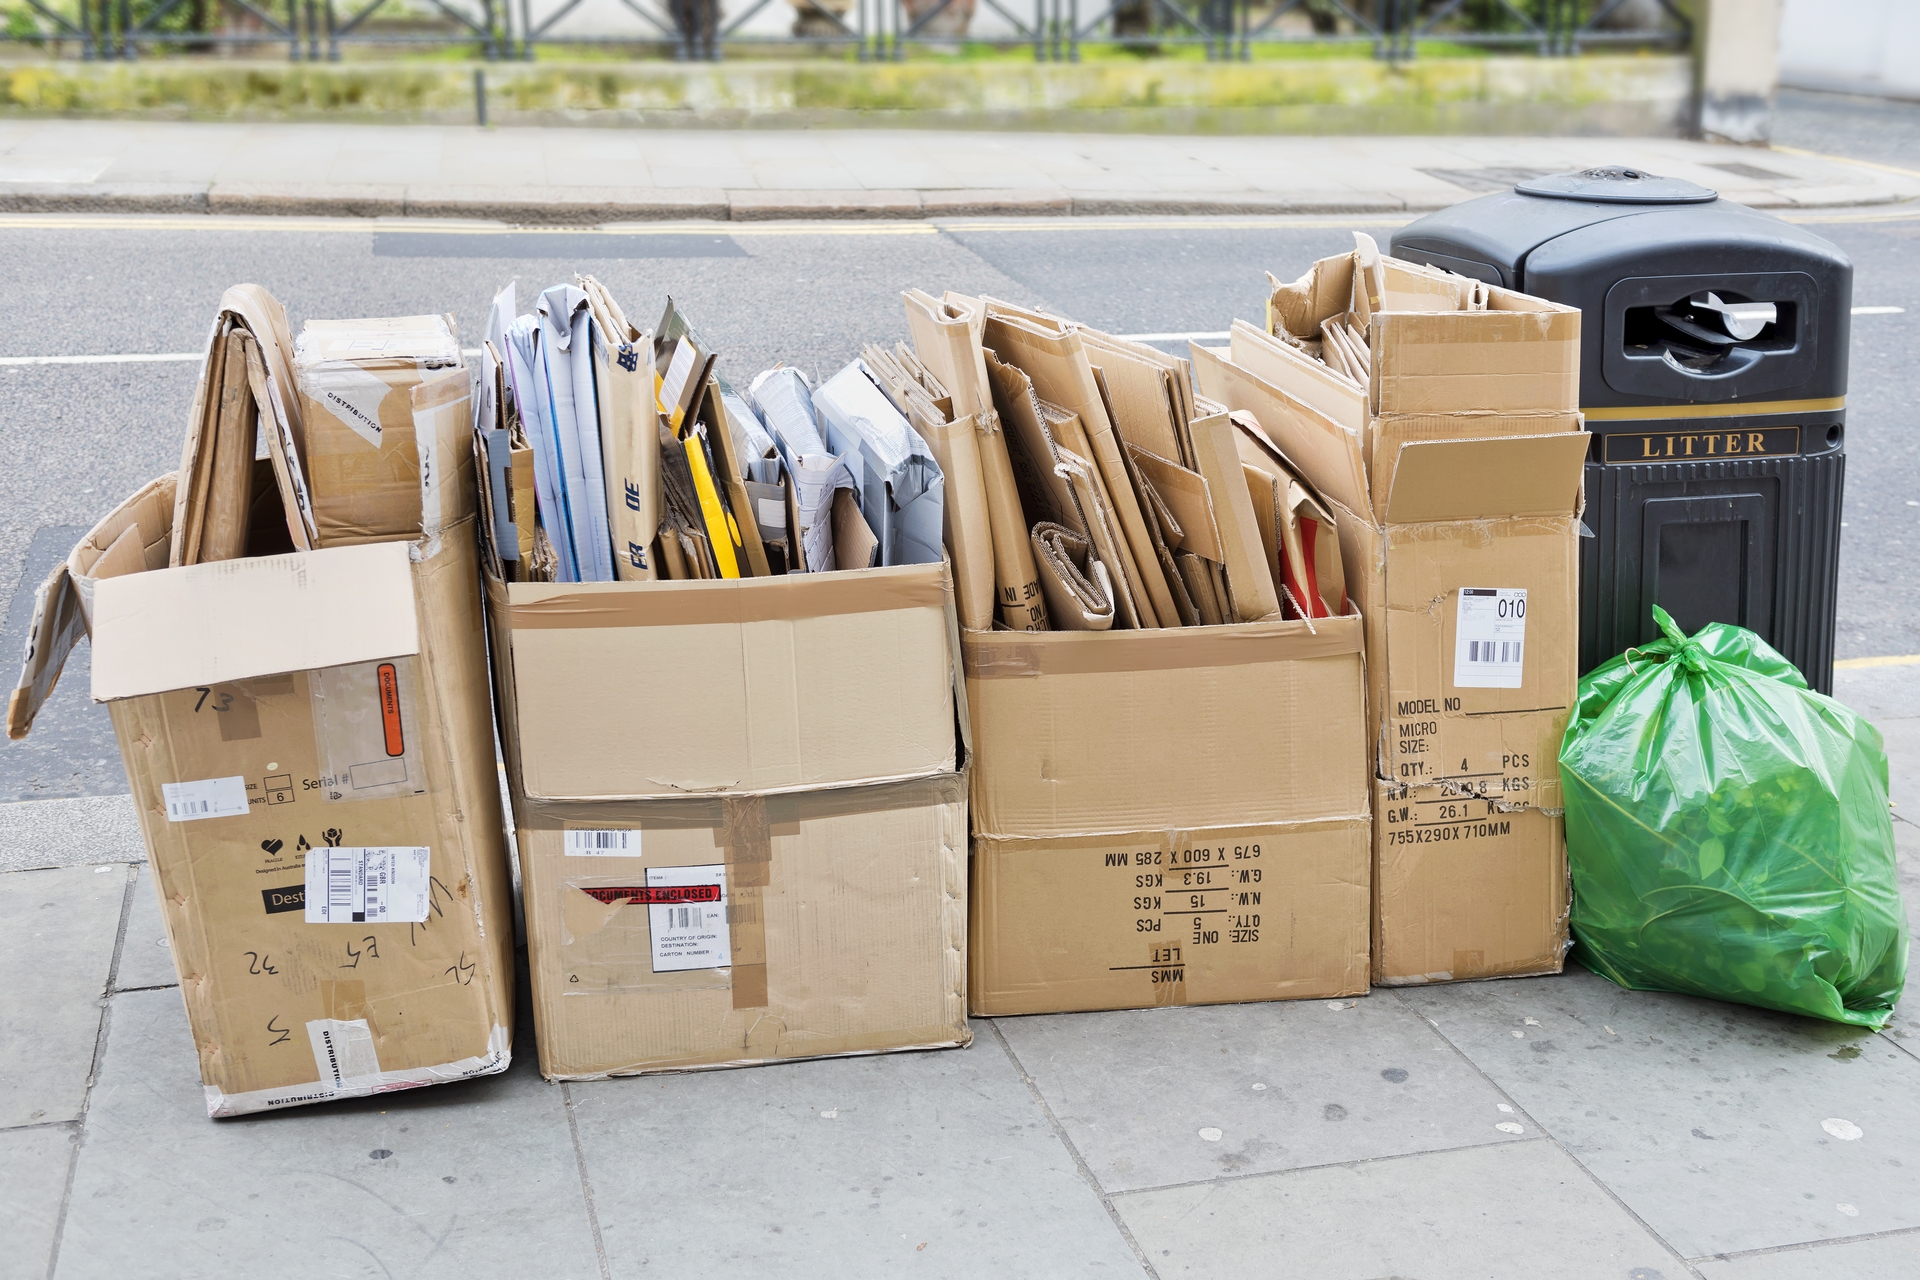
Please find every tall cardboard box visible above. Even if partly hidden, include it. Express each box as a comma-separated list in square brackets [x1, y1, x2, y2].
[967, 615, 1372, 1016]
[8, 478, 516, 1116]
[484, 562, 971, 1077]
[1195, 254, 1586, 985]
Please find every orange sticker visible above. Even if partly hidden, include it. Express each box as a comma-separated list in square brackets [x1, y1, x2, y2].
[377, 663, 404, 758]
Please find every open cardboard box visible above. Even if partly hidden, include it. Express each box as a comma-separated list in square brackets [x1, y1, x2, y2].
[8, 478, 515, 1116]
[483, 560, 973, 1077]
[1196, 253, 1586, 985]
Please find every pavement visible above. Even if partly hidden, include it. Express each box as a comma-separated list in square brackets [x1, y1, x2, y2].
[3, 119, 1920, 221]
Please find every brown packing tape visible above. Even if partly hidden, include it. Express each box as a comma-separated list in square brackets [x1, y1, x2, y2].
[963, 611, 1360, 679]
[517, 773, 965, 832]
[505, 566, 948, 631]
[718, 794, 771, 1010]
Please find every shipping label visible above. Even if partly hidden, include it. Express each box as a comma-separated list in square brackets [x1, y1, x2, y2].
[646, 864, 730, 973]
[1453, 588, 1527, 690]
[162, 775, 251, 823]
[304, 846, 431, 924]
[565, 829, 641, 857]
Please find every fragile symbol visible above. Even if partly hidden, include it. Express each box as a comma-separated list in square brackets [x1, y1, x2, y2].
[261, 838, 284, 854]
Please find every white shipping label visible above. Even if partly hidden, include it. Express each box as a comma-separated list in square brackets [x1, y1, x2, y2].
[304, 846, 431, 924]
[1453, 588, 1528, 690]
[565, 828, 641, 857]
[647, 864, 730, 973]
[162, 775, 250, 823]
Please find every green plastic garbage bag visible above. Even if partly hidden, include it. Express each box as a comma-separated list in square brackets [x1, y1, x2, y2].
[1560, 606, 1907, 1027]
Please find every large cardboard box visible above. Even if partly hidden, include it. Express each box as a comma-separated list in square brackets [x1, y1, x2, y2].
[484, 562, 972, 1077]
[1194, 255, 1586, 985]
[8, 478, 515, 1117]
[294, 315, 465, 547]
[966, 615, 1372, 1016]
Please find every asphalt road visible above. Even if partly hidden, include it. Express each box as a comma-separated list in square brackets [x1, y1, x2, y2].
[4, 94, 1919, 802]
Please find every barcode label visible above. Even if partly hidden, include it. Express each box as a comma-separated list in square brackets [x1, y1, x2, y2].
[1453, 588, 1528, 690]
[647, 864, 730, 973]
[1466, 640, 1523, 665]
[565, 829, 639, 857]
[304, 847, 431, 924]
[161, 776, 250, 823]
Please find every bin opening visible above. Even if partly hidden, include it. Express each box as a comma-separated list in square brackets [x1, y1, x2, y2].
[1624, 292, 1795, 373]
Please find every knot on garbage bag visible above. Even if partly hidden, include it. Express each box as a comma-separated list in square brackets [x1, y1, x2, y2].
[1651, 605, 1710, 673]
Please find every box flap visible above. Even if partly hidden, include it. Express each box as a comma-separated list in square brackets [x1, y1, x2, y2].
[500, 563, 956, 801]
[92, 541, 419, 700]
[1383, 433, 1590, 525]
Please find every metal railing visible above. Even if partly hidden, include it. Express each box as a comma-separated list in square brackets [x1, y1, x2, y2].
[1, 0, 1689, 63]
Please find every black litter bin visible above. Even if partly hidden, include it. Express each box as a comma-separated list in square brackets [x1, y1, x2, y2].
[1390, 166, 1851, 693]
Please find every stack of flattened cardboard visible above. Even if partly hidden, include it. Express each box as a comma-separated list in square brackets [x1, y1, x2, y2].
[8, 287, 516, 1117]
[477, 279, 969, 1078]
[899, 290, 1372, 1016]
[1195, 236, 1587, 986]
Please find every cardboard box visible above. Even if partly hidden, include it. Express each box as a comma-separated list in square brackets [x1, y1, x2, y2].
[294, 315, 464, 547]
[484, 562, 972, 1078]
[1194, 254, 1585, 985]
[966, 615, 1372, 1016]
[9, 478, 516, 1117]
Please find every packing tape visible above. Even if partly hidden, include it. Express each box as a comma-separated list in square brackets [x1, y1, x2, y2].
[718, 794, 770, 1011]
[502, 568, 947, 631]
[963, 613, 1361, 679]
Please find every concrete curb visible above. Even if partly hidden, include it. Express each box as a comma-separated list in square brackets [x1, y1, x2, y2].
[0, 183, 1907, 223]
[0, 184, 1440, 222]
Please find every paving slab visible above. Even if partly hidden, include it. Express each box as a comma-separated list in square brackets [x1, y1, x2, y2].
[112, 866, 178, 993]
[995, 997, 1520, 1195]
[0, 863, 126, 1126]
[0, 796, 146, 872]
[0, 1124, 76, 1280]
[56, 987, 602, 1280]
[1400, 966, 1920, 1259]
[1112, 1138, 1685, 1280]
[568, 1025, 1143, 1278]
[1694, 1229, 1920, 1277]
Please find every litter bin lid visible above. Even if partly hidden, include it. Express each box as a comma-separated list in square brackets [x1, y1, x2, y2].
[1514, 166, 1718, 205]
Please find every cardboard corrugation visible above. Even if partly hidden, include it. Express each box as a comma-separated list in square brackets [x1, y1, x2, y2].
[484, 559, 972, 1078]
[26, 481, 516, 1116]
